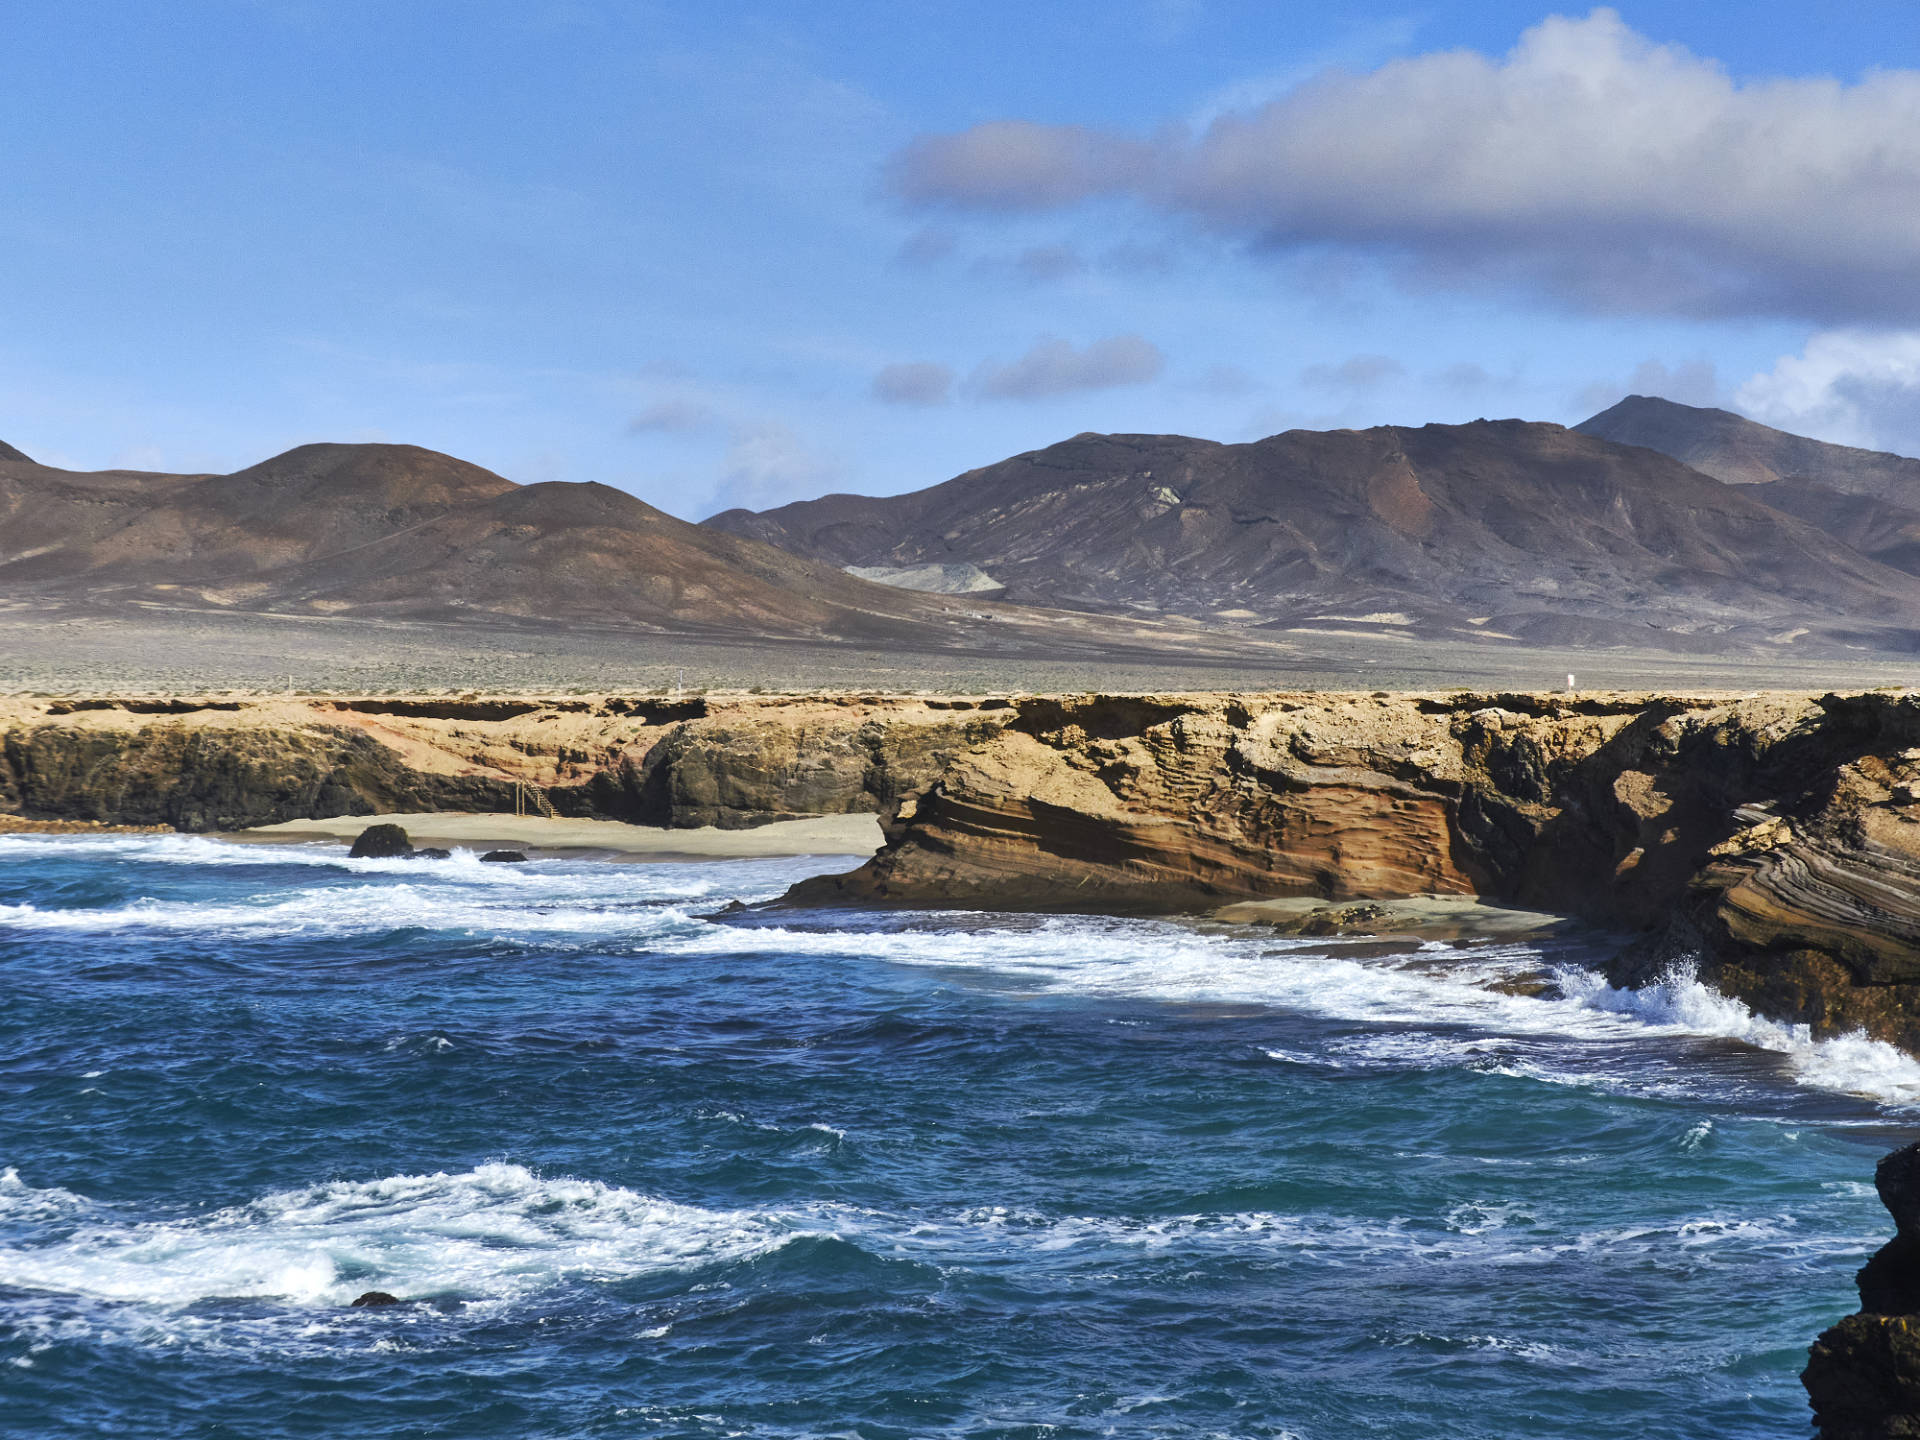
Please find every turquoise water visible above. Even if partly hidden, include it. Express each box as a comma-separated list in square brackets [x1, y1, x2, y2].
[0, 833, 1910, 1437]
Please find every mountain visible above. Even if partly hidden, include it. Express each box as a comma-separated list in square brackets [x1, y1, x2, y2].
[0, 441, 1131, 650]
[705, 420, 1920, 650]
[0, 439, 31, 463]
[1576, 395, 1920, 576]
[1575, 395, 1920, 499]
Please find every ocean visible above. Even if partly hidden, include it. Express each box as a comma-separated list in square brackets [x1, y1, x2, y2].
[0, 834, 1909, 1438]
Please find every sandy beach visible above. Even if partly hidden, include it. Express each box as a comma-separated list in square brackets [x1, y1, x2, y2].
[231, 811, 885, 860]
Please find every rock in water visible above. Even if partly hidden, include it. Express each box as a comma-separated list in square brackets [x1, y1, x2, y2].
[348, 823, 413, 858]
[406, 846, 452, 860]
[480, 850, 528, 863]
[349, 1291, 400, 1307]
[1805, 1141, 1920, 1435]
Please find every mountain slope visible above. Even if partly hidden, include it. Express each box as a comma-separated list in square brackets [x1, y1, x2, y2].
[0, 439, 31, 463]
[1575, 395, 1920, 500]
[706, 420, 1920, 649]
[1576, 395, 1920, 576]
[0, 442, 1099, 648]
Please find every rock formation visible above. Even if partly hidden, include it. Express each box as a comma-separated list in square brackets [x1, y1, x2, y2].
[19, 686, 1920, 1050]
[788, 689, 1920, 1051]
[1805, 1142, 1920, 1437]
[0, 693, 1009, 834]
[348, 823, 414, 858]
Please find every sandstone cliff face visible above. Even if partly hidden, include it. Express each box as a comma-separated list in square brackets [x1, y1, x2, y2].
[0, 694, 1006, 834]
[788, 689, 1920, 1051]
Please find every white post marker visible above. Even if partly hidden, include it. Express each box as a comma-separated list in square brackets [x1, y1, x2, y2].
[1567, 673, 1576, 693]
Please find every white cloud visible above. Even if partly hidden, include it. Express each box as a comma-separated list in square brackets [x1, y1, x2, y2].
[888, 9, 1920, 322]
[1736, 331, 1920, 456]
[969, 335, 1167, 400]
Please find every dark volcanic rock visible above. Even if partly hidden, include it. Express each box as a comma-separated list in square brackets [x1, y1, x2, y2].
[1578, 396, 1920, 579]
[1578, 394, 1920, 500]
[480, 849, 528, 863]
[707, 420, 1920, 652]
[1806, 1143, 1920, 1437]
[350, 1291, 401, 1308]
[348, 823, 413, 858]
[407, 846, 452, 860]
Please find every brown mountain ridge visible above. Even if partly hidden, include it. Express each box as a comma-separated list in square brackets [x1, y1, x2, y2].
[0, 440, 1199, 655]
[706, 417, 1920, 652]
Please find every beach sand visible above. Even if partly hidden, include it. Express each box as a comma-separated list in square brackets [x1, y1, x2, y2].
[231, 811, 885, 861]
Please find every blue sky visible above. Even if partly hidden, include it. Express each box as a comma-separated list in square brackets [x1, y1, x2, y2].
[3, 2, 1918, 517]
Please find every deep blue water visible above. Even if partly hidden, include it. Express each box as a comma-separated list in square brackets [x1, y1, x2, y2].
[0, 834, 1913, 1438]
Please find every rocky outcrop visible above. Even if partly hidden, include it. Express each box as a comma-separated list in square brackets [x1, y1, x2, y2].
[0, 693, 1010, 834]
[789, 689, 1920, 1051]
[348, 823, 414, 858]
[611, 699, 1008, 829]
[1805, 1143, 1920, 1437]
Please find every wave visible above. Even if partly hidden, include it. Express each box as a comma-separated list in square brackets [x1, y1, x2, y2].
[679, 917, 1920, 1109]
[0, 836, 802, 944]
[0, 1163, 814, 1310]
[0, 1159, 1872, 1323]
[8, 833, 1920, 1109]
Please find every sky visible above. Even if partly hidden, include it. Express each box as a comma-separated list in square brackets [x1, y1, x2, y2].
[2, 1, 1918, 518]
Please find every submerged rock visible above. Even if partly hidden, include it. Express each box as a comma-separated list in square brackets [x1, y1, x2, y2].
[1806, 1142, 1920, 1435]
[349, 1291, 400, 1308]
[348, 823, 412, 858]
[406, 846, 452, 860]
[480, 850, 528, 863]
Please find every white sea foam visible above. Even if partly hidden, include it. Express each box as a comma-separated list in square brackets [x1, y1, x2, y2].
[672, 916, 1920, 1109]
[0, 1163, 814, 1310]
[9, 832, 1919, 1109]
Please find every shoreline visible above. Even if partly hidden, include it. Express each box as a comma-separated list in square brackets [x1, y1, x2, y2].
[227, 810, 885, 862]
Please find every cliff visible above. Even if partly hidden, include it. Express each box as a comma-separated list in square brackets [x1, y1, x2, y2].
[0, 694, 1007, 833]
[787, 690, 1920, 1051]
[14, 687, 1920, 1050]
[1805, 1142, 1920, 1437]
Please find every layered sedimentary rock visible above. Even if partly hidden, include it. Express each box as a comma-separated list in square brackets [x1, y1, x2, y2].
[0, 694, 1005, 834]
[1805, 1142, 1920, 1437]
[790, 690, 1920, 1050]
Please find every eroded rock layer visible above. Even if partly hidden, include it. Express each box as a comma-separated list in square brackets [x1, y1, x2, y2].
[788, 690, 1920, 1050]
[0, 694, 1005, 833]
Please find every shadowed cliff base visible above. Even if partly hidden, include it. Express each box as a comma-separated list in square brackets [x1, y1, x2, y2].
[1806, 1142, 1920, 1438]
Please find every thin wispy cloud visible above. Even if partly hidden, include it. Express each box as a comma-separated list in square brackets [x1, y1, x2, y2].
[1301, 355, 1403, 391]
[629, 398, 718, 433]
[872, 362, 955, 406]
[969, 335, 1166, 401]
